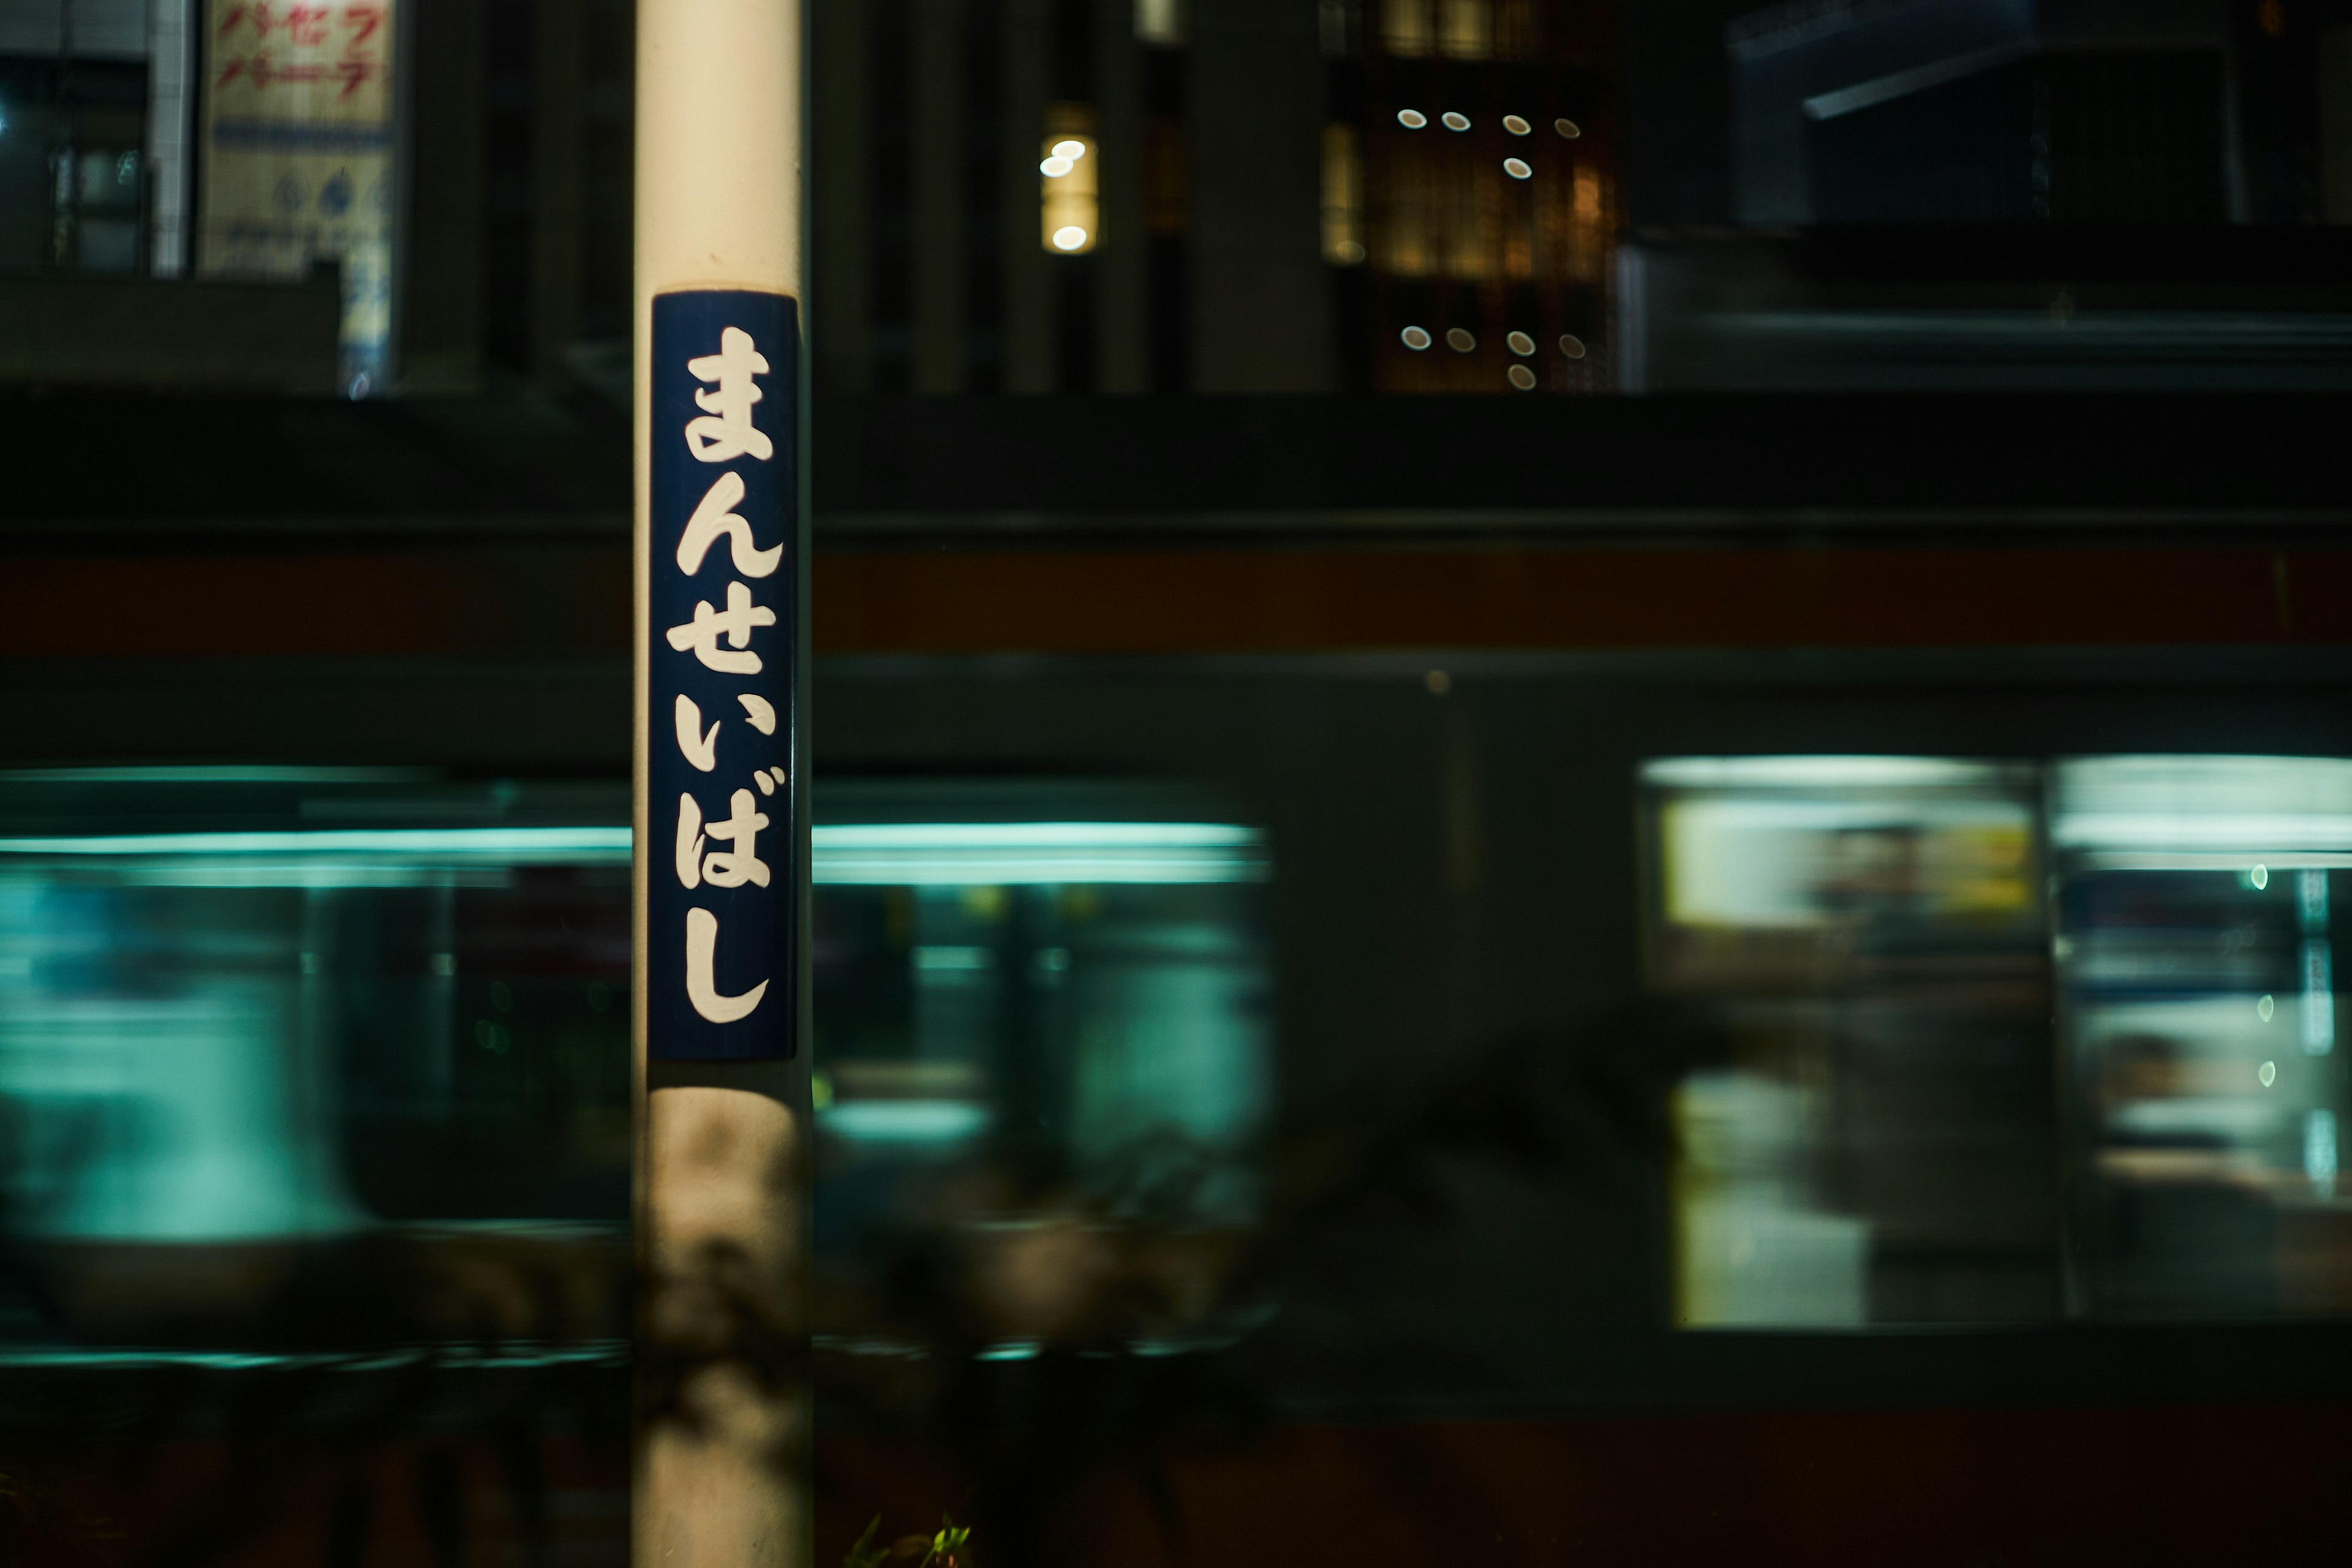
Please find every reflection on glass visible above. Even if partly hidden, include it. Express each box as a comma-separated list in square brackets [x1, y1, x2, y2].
[1673, 1071, 1866, 1326]
[1644, 756, 2054, 1328]
[0, 771, 635, 1348]
[0, 880, 366, 1243]
[1729, 2, 2236, 226]
[812, 787, 1273, 1353]
[2054, 757, 2352, 1319]
[1649, 752, 2352, 1329]
[0, 773, 1278, 1358]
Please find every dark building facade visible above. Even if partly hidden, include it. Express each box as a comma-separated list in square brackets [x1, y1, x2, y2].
[810, 0, 1622, 394]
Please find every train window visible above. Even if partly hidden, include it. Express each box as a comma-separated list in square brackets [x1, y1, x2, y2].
[812, 785, 1274, 1352]
[0, 769, 633, 1346]
[1642, 757, 2052, 1327]
[2054, 757, 2352, 1321]
[1644, 752, 2352, 1329]
[0, 771, 1279, 1354]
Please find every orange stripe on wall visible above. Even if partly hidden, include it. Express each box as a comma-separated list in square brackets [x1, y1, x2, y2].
[0, 546, 2340, 658]
[0, 551, 627, 658]
[813, 548, 2345, 653]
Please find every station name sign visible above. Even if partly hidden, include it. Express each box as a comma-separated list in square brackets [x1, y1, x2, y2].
[647, 290, 798, 1062]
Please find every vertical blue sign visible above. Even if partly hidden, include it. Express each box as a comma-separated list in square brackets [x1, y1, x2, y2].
[648, 290, 799, 1061]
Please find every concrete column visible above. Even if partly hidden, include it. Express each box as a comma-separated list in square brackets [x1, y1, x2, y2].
[910, 0, 968, 392]
[402, 0, 486, 394]
[2324, 27, 2352, 223]
[811, 0, 871, 391]
[1003, 0, 1055, 392]
[1187, 0, 1331, 391]
[634, 0, 810, 1562]
[532, 0, 586, 392]
[146, 0, 194, 277]
[1095, 0, 1147, 392]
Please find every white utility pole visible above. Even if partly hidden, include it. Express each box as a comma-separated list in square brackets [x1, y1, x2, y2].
[634, 0, 810, 1562]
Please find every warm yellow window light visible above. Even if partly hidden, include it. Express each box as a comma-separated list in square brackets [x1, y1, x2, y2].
[1384, 0, 1492, 58]
[1321, 124, 1364, 265]
[1040, 115, 1099, 255]
[1438, 0, 1492, 58]
[1134, 0, 1183, 47]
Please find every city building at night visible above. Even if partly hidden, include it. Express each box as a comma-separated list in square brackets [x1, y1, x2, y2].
[4, 0, 2352, 1562]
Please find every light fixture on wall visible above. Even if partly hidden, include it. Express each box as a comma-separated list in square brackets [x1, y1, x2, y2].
[1041, 108, 1099, 255]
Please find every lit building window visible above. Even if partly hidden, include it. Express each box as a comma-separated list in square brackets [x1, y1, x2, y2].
[1379, 0, 1432, 55]
[1383, 145, 1430, 277]
[1040, 110, 1099, 256]
[1438, 0, 1493, 59]
[1573, 167, 1604, 222]
[1319, 0, 1364, 56]
[1346, 0, 1619, 391]
[1322, 124, 1365, 265]
[1134, 0, 1184, 47]
[1386, 0, 1493, 57]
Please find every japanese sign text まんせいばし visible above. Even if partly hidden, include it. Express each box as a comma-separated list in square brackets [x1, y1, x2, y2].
[647, 291, 798, 1062]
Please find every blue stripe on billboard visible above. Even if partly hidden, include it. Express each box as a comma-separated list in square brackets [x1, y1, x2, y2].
[647, 289, 799, 1062]
[209, 119, 394, 153]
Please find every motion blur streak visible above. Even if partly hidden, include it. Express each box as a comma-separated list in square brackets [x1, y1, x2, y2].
[1648, 754, 2352, 1327]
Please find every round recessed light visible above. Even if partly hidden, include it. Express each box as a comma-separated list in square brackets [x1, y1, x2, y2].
[1559, 333, 1587, 359]
[1503, 157, 1531, 179]
[1502, 114, 1531, 135]
[1555, 117, 1581, 139]
[1398, 109, 1428, 129]
[1040, 156, 1072, 177]
[1507, 364, 1538, 391]
[1506, 331, 1535, 356]
[1051, 225, 1088, 251]
[1441, 111, 1470, 132]
[1446, 327, 1476, 352]
[1401, 325, 1432, 350]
